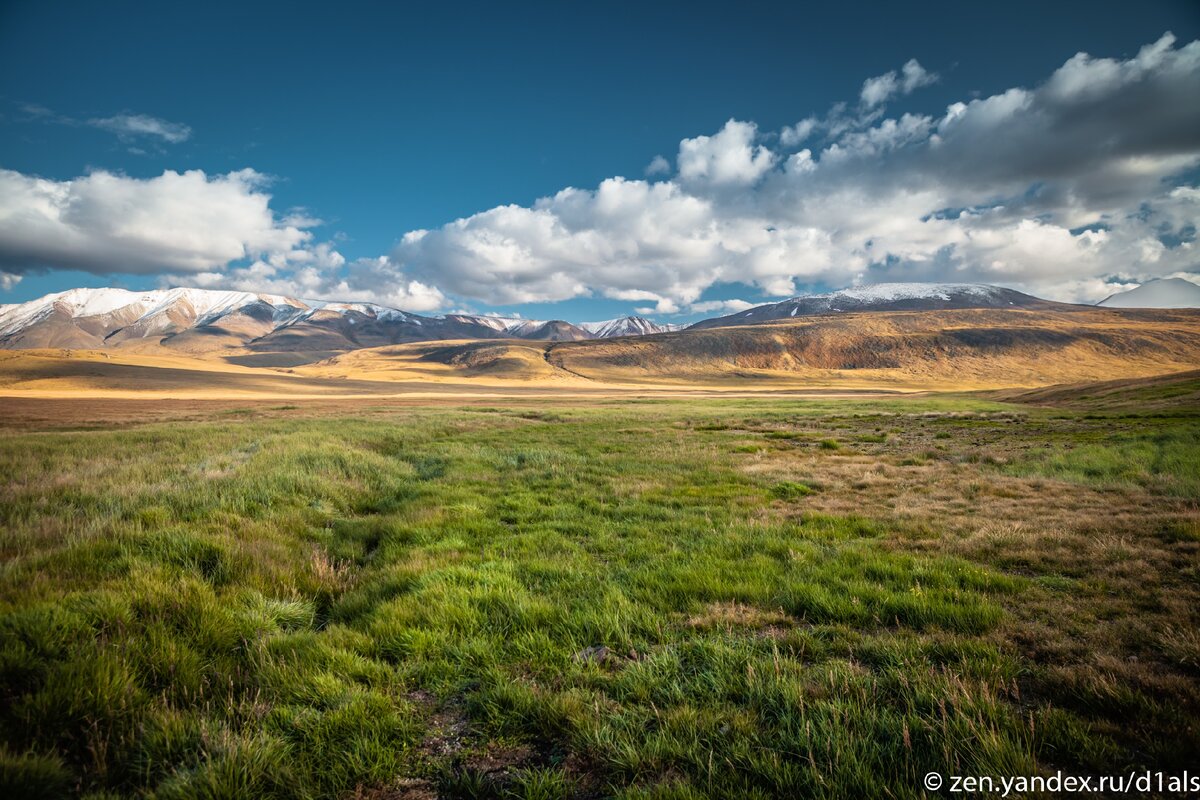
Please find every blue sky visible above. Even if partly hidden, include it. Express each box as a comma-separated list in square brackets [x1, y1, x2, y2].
[1, 0, 1199, 322]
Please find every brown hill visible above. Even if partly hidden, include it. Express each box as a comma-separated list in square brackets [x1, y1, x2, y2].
[520, 320, 593, 341]
[535, 306, 1200, 389]
[985, 369, 1200, 410]
[305, 340, 572, 383]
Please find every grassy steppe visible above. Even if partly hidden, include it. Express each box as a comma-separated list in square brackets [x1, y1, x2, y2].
[1, 392, 1198, 798]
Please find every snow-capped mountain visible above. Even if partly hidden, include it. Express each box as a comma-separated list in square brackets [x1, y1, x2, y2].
[447, 314, 679, 340]
[0, 287, 317, 349]
[0, 287, 304, 339]
[443, 314, 531, 335]
[443, 314, 590, 339]
[1097, 278, 1200, 309]
[688, 283, 1059, 329]
[580, 316, 683, 338]
[0, 287, 680, 351]
[0, 288, 541, 351]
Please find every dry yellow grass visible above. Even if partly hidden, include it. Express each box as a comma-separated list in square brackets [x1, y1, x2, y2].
[0, 347, 915, 402]
[0, 349, 379, 399]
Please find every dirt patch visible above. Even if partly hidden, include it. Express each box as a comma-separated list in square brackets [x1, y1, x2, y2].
[686, 601, 795, 633]
[346, 777, 438, 800]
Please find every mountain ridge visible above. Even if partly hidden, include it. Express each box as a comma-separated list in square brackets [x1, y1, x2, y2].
[688, 283, 1069, 329]
[4, 281, 1184, 357]
[0, 287, 680, 352]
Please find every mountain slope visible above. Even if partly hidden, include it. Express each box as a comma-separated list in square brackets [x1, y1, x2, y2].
[0, 288, 310, 350]
[448, 314, 679, 340]
[443, 314, 552, 338]
[1097, 278, 1200, 308]
[545, 306, 1200, 389]
[984, 369, 1200, 411]
[244, 305, 506, 354]
[689, 283, 1063, 329]
[283, 306, 1200, 392]
[579, 317, 683, 338]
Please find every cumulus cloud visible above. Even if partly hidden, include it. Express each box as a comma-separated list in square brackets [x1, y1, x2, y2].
[0, 168, 331, 275]
[688, 298, 754, 314]
[677, 120, 776, 188]
[172, 255, 447, 312]
[0, 164, 451, 309]
[89, 113, 192, 143]
[383, 32, 1200, 306]
[779, 117, 817, 147]
[645, 155, 671, 176]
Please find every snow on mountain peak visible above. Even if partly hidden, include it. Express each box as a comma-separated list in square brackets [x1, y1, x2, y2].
[451, 314, 544, 334]
[687, 282, 1046, 330]
[0, 287, 312, 338]
[800, 283, 1002, 304]
[1097, 277, 1200, 309]
[579, 316, 679, 337]
[0, 287, 694, 343]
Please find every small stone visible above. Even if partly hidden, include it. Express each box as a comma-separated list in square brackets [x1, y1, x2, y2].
[573, 645, 612, 664]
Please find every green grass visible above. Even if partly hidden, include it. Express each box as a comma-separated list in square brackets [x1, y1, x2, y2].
[0, 397, 1196, 798]
[1004, 418, 1200, 496]
[769, 481, 815, 500]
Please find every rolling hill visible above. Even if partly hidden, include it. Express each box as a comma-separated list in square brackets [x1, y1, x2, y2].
[397, 305, 1200, 390]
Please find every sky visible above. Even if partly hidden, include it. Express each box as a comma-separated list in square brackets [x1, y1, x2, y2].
[1, 0, 1199, 323]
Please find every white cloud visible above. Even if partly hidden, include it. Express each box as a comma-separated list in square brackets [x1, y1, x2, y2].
[0, 168, 331, 275]
[16, 104, 192, 147]
[89, 113, 192, 143]
[645, 155, 671, 176]
[0, 272, 20, 291]
[780, 117, 817, 147]
[861, 59, 937, 107]
[860, 73, 899, 109]
[633, 298, 680, 315]
[385, 33, 1200, 307]
[392, 177, 728, 305]
[677, 120, 776, 187]
[901, 59, 936, 93]
[688, 298, 754, 314]
[173, 255, 447, 312]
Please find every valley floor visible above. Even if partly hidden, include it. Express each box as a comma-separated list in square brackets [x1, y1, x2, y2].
[1, 378, 1198, 798]
[0, 347, 934, 400]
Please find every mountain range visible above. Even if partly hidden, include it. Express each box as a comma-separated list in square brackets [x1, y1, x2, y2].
[0, 282, 1065, 353]
[1, 280, 1197, 361]
[2, 281, 1200, 396]
[0, 287, 683, 353]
